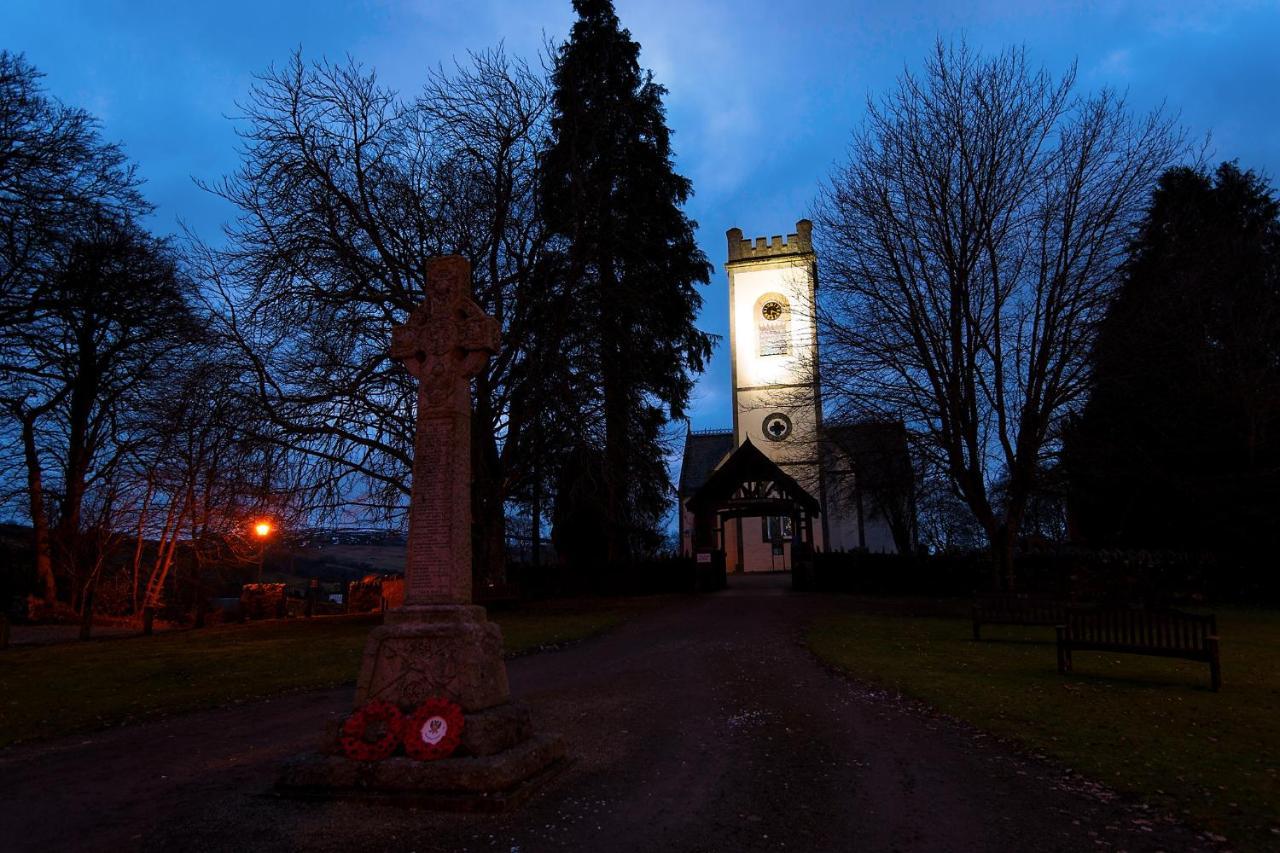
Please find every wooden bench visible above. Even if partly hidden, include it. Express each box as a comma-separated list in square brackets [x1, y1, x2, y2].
[1056, 607, 1221, 691]
[971, 594, 1068, 640]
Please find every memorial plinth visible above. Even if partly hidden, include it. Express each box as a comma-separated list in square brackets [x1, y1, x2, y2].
[278, 256, 564, 809]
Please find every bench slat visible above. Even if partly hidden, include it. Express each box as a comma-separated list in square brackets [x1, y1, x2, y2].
[1056, 606, 1220, 690]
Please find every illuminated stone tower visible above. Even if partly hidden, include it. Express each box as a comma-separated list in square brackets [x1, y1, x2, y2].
[725, 220, 827, 570]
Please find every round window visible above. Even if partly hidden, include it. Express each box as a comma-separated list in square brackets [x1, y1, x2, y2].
[762, 413, 792, 441]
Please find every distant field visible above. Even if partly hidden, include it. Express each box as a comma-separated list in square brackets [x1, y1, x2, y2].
[808, 603, 1280, 852]
[292, 543, 407, 573]
[264, 543, 409, 586]
[0, 596, 670, 748]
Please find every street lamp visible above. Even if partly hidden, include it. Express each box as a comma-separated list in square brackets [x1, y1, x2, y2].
[253, 519, 274, 581]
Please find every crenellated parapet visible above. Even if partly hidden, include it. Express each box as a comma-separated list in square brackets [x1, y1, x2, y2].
[726, 219, 813, 263]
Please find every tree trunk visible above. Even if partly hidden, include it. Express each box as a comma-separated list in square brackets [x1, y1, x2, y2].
[602, 362, 630, 566]
[78, 578, 96, 641]
[471, 403, 507, 597]
[989, 524, 1017, 592]
[19, 412, 56, 603]
[55, 334, 100, 596]
[130, 474, 156, 616]
[531, 446, 542, 568]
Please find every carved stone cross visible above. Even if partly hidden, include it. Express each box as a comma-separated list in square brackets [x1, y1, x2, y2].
[392, 255, 500, 410]
[391, 255, 499, 606]
[281, 254, 564, 799]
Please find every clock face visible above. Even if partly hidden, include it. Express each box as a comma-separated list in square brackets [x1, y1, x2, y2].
[761, 300, 784, 321]
[763, 412, 792, 441]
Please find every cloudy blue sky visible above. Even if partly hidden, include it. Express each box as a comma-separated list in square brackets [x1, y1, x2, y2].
[5, 0, 1279, 432]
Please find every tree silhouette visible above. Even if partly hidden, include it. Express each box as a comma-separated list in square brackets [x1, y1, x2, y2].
[539, 0, 713, 563]
[816, 41, 1183, 588]
[203, 49, 553, 591]
[0, 53, 171, 605]
[1067, 163, 1280, 571]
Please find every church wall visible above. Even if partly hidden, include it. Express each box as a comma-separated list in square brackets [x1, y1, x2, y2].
[822, 452, 902, 555]
[823, 476, 861, 552]
[862, 514, 899, 553]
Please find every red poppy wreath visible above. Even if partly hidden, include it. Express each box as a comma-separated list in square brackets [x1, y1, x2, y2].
[339, 700, 404, 762]
[402, 698, 465, 761]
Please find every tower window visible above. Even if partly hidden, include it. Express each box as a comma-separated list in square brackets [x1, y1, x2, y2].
[756, 294, 791, 356]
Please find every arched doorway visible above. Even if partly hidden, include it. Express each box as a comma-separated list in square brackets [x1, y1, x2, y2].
[685, 438, 821, 574]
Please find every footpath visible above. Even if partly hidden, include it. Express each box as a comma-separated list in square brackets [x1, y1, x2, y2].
[0, 574, 1215, 852]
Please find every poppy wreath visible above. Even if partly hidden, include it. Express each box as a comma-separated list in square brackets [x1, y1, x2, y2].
[339, 700, 404, 762]
[402, 698, 465, 761]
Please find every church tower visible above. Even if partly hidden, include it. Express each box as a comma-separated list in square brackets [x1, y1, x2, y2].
[725, 220, 827, 569]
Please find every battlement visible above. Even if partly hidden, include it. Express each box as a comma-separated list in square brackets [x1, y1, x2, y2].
[726, 219, 813, 263]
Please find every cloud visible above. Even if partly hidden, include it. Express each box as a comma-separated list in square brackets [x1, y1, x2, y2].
[1093, 47, 1133, 80]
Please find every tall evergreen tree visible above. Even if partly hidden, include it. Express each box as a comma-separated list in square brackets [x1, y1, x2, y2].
[1067, 163, 1280, 568]
[540, 0, 713, 562]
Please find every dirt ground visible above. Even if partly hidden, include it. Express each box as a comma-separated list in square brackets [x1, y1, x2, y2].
[0, 575, 1224, 852]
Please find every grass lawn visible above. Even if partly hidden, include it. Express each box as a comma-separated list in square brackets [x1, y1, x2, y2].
[0, 596, 665, 749]
[808, 603, 1280, 852]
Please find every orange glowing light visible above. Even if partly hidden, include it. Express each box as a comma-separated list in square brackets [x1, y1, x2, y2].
[253, 521, 273, 538]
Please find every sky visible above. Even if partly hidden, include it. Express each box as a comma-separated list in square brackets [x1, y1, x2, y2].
[5, 0, 1280, 434]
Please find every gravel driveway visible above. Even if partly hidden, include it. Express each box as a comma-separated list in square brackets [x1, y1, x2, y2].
[0, 574, 1219, 852]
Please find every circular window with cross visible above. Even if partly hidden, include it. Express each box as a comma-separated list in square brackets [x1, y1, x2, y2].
[762, 412, 792, 442]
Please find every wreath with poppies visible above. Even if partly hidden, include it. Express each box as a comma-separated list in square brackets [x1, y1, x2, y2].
[402, 698, 465, 761]
[339, 700, 404, 762]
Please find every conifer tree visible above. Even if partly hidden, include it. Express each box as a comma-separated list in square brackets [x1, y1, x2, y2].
[1067, 163, 1280, 570]
[540, 0, 713, 562]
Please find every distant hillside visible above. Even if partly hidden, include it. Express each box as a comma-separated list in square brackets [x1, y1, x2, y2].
[287, 543, 407, 582]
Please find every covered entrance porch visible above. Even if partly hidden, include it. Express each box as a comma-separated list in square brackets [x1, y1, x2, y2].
[684, 438, 821, 574]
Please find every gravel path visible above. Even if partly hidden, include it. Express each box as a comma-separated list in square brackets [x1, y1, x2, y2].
[0, 575, 1219, 852]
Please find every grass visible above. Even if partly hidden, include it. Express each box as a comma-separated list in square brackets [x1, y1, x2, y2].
[0, 596, 663, 749]
[808, 603, 1280, 851]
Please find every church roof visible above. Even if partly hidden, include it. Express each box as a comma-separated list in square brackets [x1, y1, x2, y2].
[823, 420, 913, 489]
[685, 438, 822, 518]
[678, 429, 735, 497]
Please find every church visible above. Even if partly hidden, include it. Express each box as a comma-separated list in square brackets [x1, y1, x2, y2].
[678, 220, 914, 572]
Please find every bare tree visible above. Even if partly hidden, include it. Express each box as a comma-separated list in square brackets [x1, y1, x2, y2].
[1, 216, 194, 605]
[0, 52, 150, 602]
[123, 344, 306, 618]
[202, 48, 552, 589]
[815, 41, 1183, 587]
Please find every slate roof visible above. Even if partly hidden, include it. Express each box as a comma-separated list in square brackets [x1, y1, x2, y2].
[822, 420, 913, 490]
[678, 429, 735, 497]
[685, 438, 822, 517]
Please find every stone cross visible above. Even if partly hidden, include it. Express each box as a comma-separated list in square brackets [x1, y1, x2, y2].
[391, 256, 499, 606]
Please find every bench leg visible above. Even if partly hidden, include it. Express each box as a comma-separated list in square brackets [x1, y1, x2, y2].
[1207, 636, 1221, 691]
[1056, 625, 1071, 674]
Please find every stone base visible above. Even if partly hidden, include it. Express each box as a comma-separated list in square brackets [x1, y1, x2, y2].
[282, 604, 564, 811]
[276, 733, 568, 812]
[355, 605, 510, 711]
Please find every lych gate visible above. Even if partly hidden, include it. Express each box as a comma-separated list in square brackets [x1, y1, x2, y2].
[685, 438, 821, 573]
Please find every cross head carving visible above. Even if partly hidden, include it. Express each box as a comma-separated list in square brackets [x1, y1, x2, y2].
[391, 256, 500, 409]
